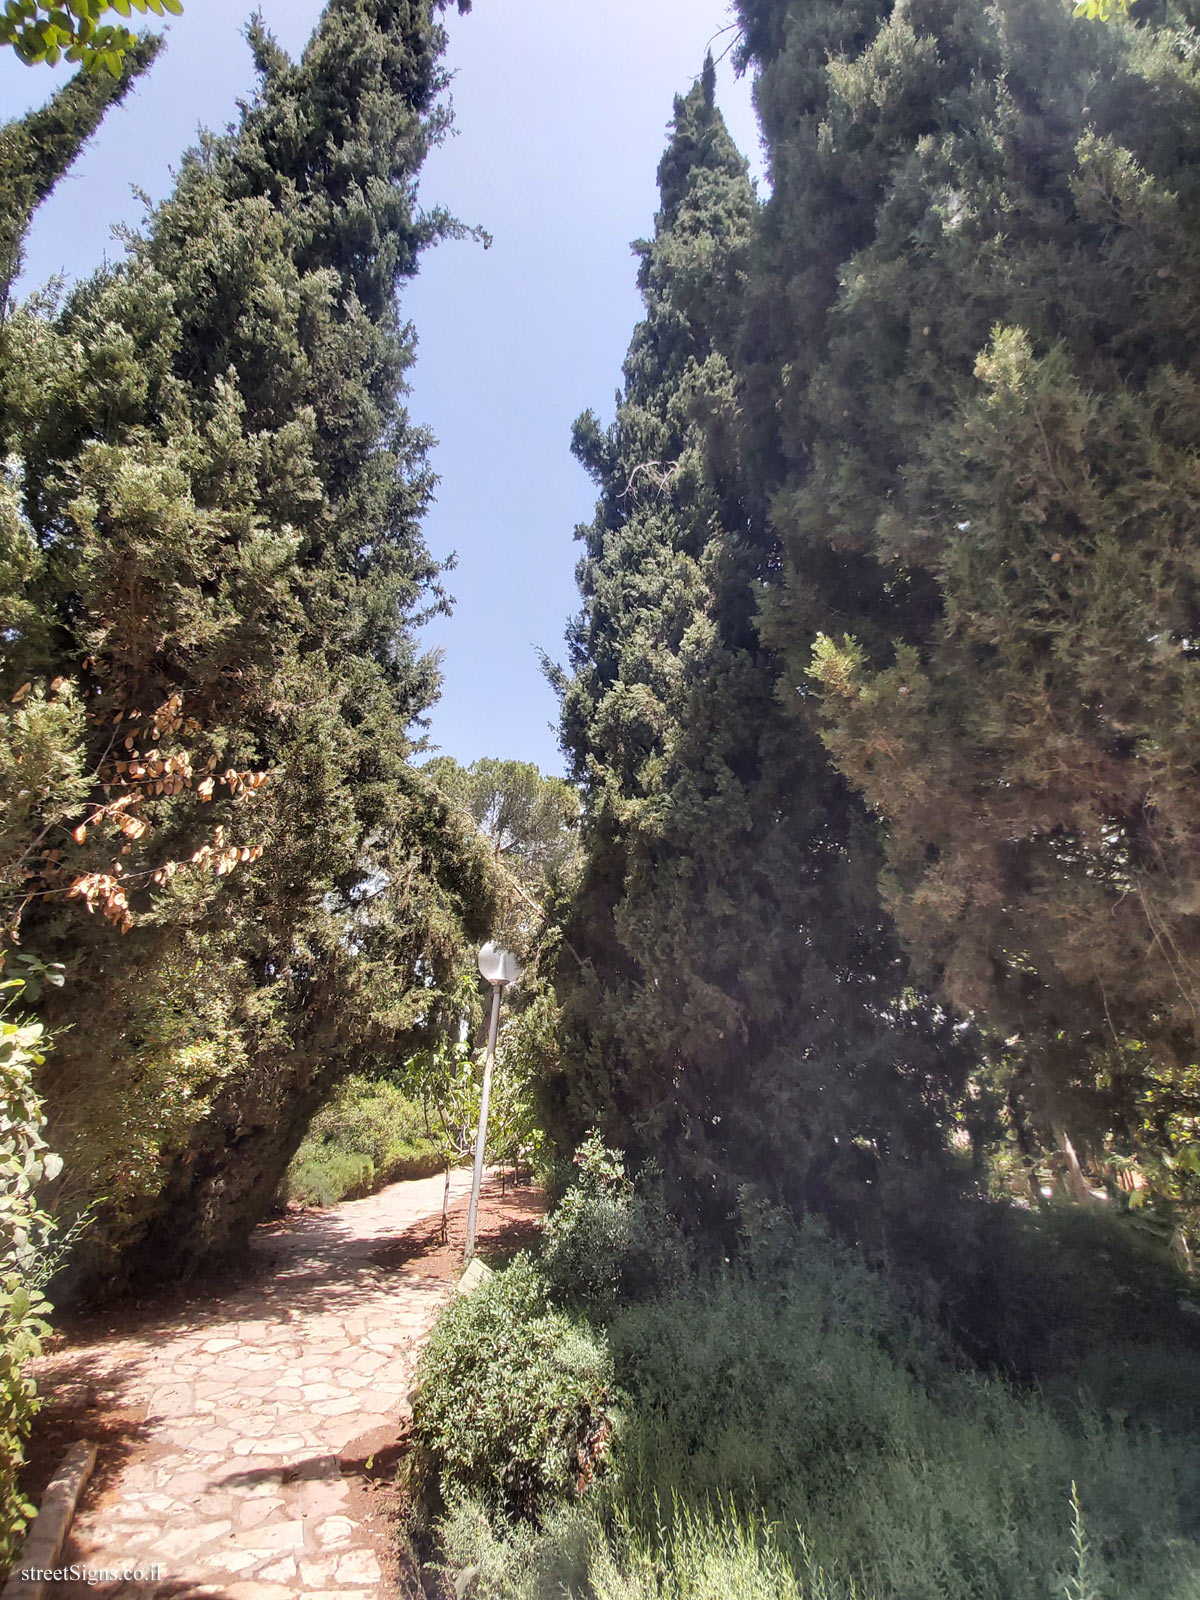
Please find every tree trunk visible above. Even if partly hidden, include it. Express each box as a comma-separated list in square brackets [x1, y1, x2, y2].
[1053, 1120, 1095, 1205]
[1007, 1085, 1044, 1206]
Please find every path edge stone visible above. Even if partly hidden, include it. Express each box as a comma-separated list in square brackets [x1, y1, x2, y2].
[456, 1257, 492, 1297]
[2, 1441, 97, 1600]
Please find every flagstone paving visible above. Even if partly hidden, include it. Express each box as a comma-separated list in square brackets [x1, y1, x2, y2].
[33, 1169, 481, 1598]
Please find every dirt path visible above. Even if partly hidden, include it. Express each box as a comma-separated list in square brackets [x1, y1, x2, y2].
[23, 1172, 544, 1600]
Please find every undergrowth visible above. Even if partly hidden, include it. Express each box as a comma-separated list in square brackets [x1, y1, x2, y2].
[0, 984, 59, 1564]
[414, 1256, 613, 1520]
[412, 1141, 1200, 1600]
[283, 1074, 441, 1208]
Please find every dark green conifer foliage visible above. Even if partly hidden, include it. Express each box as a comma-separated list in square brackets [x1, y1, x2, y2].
[736, 0, 1200, 1162]
[552, 70, 969, 1234]
[0, 35, 160, 310]
[0, 0, 492, 1288]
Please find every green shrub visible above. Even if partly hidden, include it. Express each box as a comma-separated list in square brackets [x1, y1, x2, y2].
[414, 1136, 1200, 1599]
[939, 1199, 1200, 1432]
[589, 1503, 841, 1600]
[0, 992, 59, 1564]
[420, 1184, 1200, 1598]
[540, 1135, 689, 1316]
[414, 1255, 614, 1519]
[286, 1152, 375, 1208]
[438, 1494, 597, 1600]
[306, 1073, 427, 1169]
[435, 1497, 825, 1600]
[283, 1074, 441, 1208]
[434, 1488, 1136, 1600]
[607, 1245, 1200, 1598]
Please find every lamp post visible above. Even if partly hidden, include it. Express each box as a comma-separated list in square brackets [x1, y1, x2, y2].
[464, 941, 522, 1262]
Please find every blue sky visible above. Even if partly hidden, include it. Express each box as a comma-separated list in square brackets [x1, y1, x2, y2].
[1, 1, 763, 776]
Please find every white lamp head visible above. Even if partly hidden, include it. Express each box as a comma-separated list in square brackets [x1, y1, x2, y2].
[477, 942, 522, 987]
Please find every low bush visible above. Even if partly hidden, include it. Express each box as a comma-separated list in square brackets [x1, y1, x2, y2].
[439, 1496, 825, 1600]
[0, 993, 59, 1565]
[416, 1143, 1200, 1600]
[539, 1133, 690, 1316]
[413, 1255, 614, 1519]
[588, 1503, 840, 1600]
[939, 1198, 1200, 1432]
[287, 1152, 375, 1208]
[438, 1494, 596, 1600]
[609, 1266, 1200, 1596]
[283, 1074, 441, 1208]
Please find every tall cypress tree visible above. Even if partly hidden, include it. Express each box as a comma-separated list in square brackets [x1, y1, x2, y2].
[0, 0, 492, 1288]
[551, 67, 969, 1236]
[735, 0, 1200, 1171]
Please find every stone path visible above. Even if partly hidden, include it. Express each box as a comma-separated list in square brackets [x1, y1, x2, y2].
[34, 1170, 479, 1599]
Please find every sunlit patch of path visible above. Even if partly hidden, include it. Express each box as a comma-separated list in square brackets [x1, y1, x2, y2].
[36, 1169, 478, 1599]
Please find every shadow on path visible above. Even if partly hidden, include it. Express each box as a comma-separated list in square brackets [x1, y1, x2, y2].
[17, 1173, 543, 1600]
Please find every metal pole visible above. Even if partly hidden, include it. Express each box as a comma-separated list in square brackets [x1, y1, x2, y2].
[464, 980, 503, 1262]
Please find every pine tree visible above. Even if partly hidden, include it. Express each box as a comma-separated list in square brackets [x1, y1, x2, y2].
[425, 756, 579, 921]
[0, 0, 493, 1289]
[551, 67, 970, 1236]
[736, 0, 1200, 1173]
